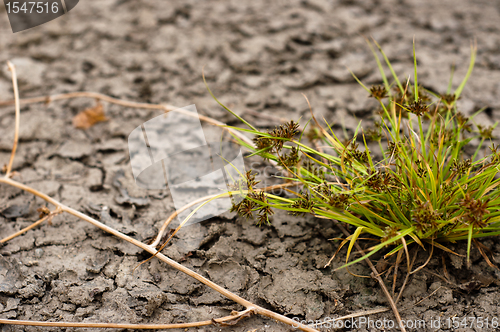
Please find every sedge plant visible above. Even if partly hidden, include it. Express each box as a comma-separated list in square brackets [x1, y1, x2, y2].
[207, 40, 500, 270]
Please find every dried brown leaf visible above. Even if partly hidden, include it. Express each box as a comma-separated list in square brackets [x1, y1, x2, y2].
[72, 103, 108, 129]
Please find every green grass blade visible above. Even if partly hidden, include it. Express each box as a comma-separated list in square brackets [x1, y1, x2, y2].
[413, 37, 418, 102]
[346, 227, 365, 265]
[447, 63, 456, 94]
[466, 224, 473, 265]
[372, 38, 404, 94]
[335, 227, 416, 270]
[454, 41, 477, 99]
[203, 73, 257, 130]
[366, 38, 390, 94]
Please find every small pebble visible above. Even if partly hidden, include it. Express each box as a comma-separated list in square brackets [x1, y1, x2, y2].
[34, 248, 44, 258]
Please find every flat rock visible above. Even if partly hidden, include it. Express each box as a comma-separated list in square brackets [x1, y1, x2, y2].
[57, 141, 94, 159]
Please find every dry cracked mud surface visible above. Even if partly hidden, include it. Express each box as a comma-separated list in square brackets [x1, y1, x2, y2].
[1, 0, 500, 331]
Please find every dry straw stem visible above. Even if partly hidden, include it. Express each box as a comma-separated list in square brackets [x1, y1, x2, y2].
[0, 64, 320, 332]
[150, 193, 225, 248]
[0, 91, 255, 148]
[137, 182, 302, 270]
[0, 207, 61, 243]
[4, 61, 20, 178]
[151, 182, 300, 248]
[0, 308, 256, 329]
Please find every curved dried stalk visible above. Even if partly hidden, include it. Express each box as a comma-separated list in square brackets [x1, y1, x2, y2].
[135, 181, 302, 270]
[0, 308, 254, 329]
[395, 248, 419, 305]
[151, 181, 300, 248]
[4, 61, 20, 178]
[410, 241, 434, 275]
[392, 249, 405, 297]
[0, 91, 254, 147]
[0, 207, 61, 243]
[473, 239, 500, 270]
[413, 286, 443, 306]
[150, 193, 220, 248]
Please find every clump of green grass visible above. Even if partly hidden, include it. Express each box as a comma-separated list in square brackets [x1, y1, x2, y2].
[207, 40, 500, 269]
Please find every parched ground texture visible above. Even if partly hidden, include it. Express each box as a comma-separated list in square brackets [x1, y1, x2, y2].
[1, 0, 500, 331]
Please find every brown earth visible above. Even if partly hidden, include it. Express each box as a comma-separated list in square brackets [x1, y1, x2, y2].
[1, 0, 500, 331]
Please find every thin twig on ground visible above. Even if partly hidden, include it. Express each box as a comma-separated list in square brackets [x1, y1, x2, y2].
[411, 241, 434, 275]
[413, 286, 443, 306]
[0, 91, 254, 147]
[151, 181, 300, 248]
[0, 207, 61, 243]
[392, 249, 405, 297]
[4, 61, 20, 178]
[395, 248, 419, 305]
[0, 308, 254, 329]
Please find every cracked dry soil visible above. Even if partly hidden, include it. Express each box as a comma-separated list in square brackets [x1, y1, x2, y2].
[1, 0, 500, 331]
